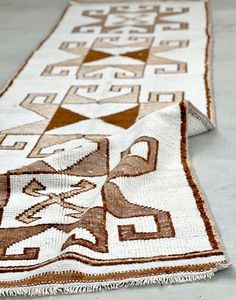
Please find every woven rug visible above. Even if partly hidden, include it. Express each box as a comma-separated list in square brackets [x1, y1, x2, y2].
[0, 0, 230, 296]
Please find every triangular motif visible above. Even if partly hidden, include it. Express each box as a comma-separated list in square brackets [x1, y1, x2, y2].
[122, 49, 149, 62]
[83, 49, 112, 63]
[100, 106, 139, 129]
[46, 107, 88, 131]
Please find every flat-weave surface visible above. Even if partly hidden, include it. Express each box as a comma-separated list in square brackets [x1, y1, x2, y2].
[0, 0, 230, 296]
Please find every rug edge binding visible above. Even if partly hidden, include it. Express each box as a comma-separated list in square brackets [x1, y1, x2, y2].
[0, 261, 230, 297]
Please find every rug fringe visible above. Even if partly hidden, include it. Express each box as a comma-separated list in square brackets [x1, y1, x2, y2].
[0, 269, 221, 297]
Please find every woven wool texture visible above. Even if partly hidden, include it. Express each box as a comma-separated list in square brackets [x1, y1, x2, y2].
[0, 0, 230, 296]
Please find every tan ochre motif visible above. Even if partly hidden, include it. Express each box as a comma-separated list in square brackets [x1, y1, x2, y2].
[17, 179, 95, 224]
[0, 1, 211, 172]
[72, 5, 189, 33]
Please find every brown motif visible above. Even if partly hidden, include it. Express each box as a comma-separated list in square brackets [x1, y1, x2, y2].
[0, 261, 227, 286]
[179, 101, 218, 249]
[46, 107, 89, 131]
[0, 225, 49, 261]
[83, 49, 112, 63]
[102, 136, 175, 241]
[100, 106, 139, 129]
[64, 137, 109, 177]
[62, 207, 108, 253]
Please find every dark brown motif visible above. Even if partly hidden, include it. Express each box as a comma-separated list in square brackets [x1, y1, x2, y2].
[64, 136, 175, 253]
[0, 177, 97, 260]
[0, 136, 174, 263]
[61, 207, 108, 253]
[102, 136, 175, 241]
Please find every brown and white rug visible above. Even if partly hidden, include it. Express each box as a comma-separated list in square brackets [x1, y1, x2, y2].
[0, 0, 230, 296]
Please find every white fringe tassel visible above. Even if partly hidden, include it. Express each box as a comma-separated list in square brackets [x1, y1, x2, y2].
[0, 270, 218, 297]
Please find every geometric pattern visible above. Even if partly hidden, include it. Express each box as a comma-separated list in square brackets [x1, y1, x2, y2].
[0, 0, 214, 173]
[0, 101, 228, 295]
[0, 1, 213, 171]
[0, 0, 228, 296]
